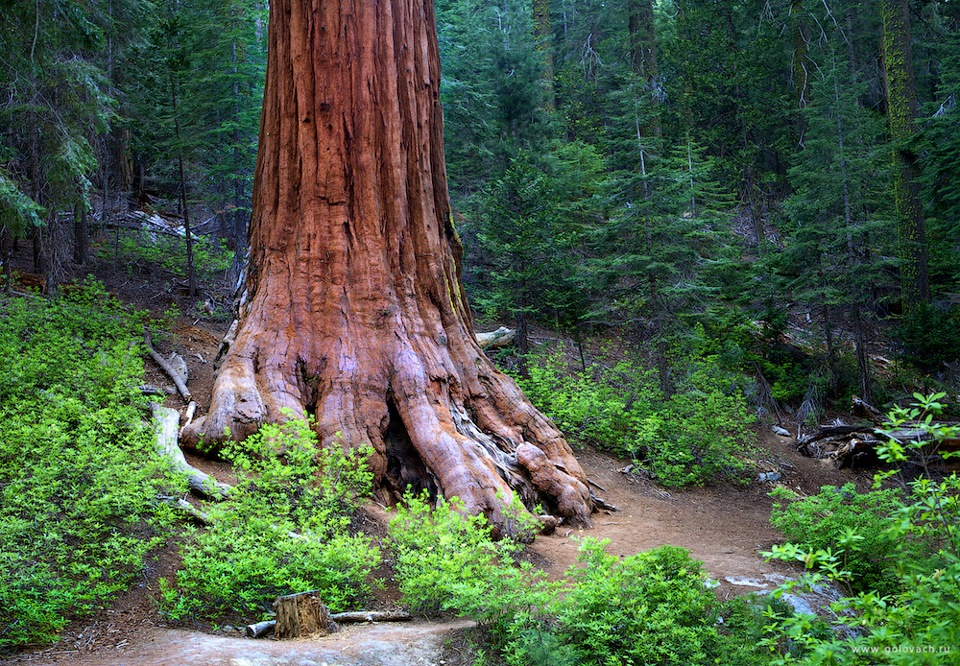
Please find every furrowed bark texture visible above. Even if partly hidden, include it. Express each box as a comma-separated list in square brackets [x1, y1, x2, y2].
[182, 0, 593, 527]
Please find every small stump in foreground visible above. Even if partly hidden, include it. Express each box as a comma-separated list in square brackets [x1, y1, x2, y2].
[274, 590, 336, 639]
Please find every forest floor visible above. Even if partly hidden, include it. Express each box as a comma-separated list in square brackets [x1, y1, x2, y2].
[6, 252, 865, 666]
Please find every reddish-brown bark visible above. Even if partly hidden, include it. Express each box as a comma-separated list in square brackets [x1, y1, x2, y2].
[182, 0, 593, 527]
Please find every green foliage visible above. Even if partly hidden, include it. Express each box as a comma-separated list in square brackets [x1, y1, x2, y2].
[388, 492, 545, 625]
[763, 395, 960, 664]
[768, 483, 906, 594]
[162, 415, 380, 621]
[555, 541, 722, 665]
[0, 170, 44, 237]
[517, 349, 755, 487]
[0, 282, 174, 651]
[389, 495, 773, 665]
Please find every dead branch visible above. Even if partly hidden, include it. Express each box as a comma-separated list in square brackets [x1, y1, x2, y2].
[144, 328, 191, 402]
[152, 403, 231, 500]
[476, 326, 516, 349]
[158, 495, 212, 525]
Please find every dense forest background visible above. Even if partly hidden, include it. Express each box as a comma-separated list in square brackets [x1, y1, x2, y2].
[3, 0, 960, 411]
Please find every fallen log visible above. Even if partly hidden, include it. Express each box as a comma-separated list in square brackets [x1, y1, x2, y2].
[330, 610, 412, 623]
[851, 396, 884, 426]
[476, 327, 516, 349]
[245, 610, 412, 639]
[245, 620, 275, 639]
[152, 403, 231, 500]
[144, 328, 191, 402]
[158, 494, 212, 525]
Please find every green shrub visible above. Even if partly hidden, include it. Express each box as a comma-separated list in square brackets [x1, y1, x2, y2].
[388, 495, 773, 665]
[161, 415, 380, 621]
[769, 483, 906, 594]
[642, 357, 755, 486]
[556, 541, 723, 665]
[100, 228, 234, 284]
[518, 352, 654, 457]
[763, 395, 960, 663]
[517, 350, 755, 486]
[387, 492, 547, 621]
[0, 282, 175, 651]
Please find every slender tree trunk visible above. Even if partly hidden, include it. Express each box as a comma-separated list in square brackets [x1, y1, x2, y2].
[835, 77, 871, 401]
[791, 0, 811, 110]
[532, 0, 555, 109]
[881, 0, 930, 307]
[182, 0, 593, 528]
[628, 0, 660, 143]
[1, 227, 12, 291]
[73, 202, 87, 265]
[170, 71, 197, 297]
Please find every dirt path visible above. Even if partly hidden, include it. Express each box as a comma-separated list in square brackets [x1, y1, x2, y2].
[528, 443, 846, 598]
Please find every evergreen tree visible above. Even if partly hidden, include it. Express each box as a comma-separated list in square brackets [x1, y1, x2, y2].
[0, 0, 148, 290]
[780, 62, 892, 400]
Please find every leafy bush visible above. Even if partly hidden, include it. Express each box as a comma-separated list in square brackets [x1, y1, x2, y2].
[643, 358, 755, 486]
[0, 282, 175, 651]
[162, 415, 380, 620]
[519, 353, 656, 457]
[388, 494, 773, 665]
[387, 492, 547, 621]
[763, 394, 960, 663]
[517, 350, 755, 486]
[769, 483, 906, 594]
[555, 541, 724, 665]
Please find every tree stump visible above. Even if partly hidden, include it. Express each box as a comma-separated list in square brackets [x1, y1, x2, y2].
[273, 591, 336, 639]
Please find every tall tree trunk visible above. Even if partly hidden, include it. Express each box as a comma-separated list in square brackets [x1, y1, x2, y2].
[628, 0, 660, 141]
[791, 0, 811, 110]
[182, 0, 593, 528]
[532, 0, 555, 110]
[170, 71, 197, 297]
[881, 0, 930, 307]
[73, 202, 87, 265]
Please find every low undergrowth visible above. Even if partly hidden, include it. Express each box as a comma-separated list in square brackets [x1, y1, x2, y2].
[763, 395, 960, 664]
[0, 282, 176, 652]
[516, 349, 755, 487]
[388, 493, 776, 666]
[769, 483, 907, 595]
[160, 415, 381, 621]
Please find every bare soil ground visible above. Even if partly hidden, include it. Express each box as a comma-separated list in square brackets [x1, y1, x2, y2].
[5, 248, 861, 665]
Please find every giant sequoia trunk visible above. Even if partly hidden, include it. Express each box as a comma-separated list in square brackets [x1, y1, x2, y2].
[182, 0, 593, 527]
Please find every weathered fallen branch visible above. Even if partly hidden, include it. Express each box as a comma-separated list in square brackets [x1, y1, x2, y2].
[330, 610, 412, 623]
[158, 494, 212, 525]
[184, 401, 197, 428]
[152, 403, 231, 500]
[245, 620, 275, 639]
[476, 326, 516, 349]
[794, 397, 960, 467]
[851, 396, 884, 426]
[144, 328, 191, 402]
[245, 610, 412, 639]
